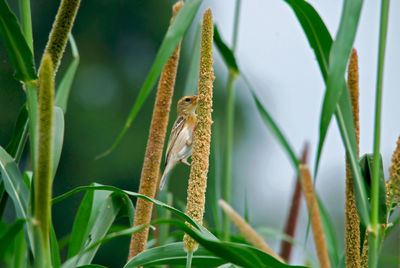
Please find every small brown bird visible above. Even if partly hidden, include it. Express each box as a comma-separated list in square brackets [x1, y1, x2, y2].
[159, 95, 198, 190]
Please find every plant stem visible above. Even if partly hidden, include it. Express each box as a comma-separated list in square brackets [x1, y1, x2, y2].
[369, 0, 390, 267]
[223, 0, 241, 242]
[19, 0, 34, 53]
[186, 251, 193, 268]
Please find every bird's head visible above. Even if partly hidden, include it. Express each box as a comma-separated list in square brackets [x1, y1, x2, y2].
[177, 95, 198, 115]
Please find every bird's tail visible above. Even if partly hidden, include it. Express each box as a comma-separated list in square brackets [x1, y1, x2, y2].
[159, 163, 172, 190]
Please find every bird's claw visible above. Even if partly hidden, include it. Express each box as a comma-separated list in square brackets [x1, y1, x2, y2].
[181, 159, 191, 166]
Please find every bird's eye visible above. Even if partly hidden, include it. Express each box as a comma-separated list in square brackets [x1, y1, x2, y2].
[185, 97, 191, 102]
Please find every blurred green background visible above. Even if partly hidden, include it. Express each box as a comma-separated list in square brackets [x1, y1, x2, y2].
[0, 0, 399, 267]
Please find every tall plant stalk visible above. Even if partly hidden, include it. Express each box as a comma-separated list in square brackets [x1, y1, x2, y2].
[223, 0, 241, 241]
[128, 1, 183, 260]
[369, 0, 390, 267]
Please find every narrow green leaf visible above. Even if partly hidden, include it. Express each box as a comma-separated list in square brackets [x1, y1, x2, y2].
[6, 104, 29, 160]
[213, 25, 239, 75]
[63, 192, 124, 267]
[245, 82, 299, 169]
[67, 183, 105, 258]
[184, 23, 201, 96]
[318, 0, 363, 175]
[76, 265, 107, 268]
[284, 0, 370, 225]
[55, 35, 79, 113]
[127, 219, 307, 268]
[53, 184, 206, 233]
[98, 0, 202, 158]
[0, 219, 26, 259]
[18, 0, 34, 52]
[125, 242, 225, 267]
[283, 0, 332, 80]
[0, 0, 37, 81]
[52, 107, 65, 180]
[50, 224, 61, 268]
[0, 147, 28, 219]
[3, 223, 28, 268]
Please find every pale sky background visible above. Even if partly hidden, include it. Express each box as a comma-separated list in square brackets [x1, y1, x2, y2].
[192, 0, 399, 265]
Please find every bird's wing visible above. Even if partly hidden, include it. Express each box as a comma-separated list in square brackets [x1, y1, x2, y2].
[165, 116, 186, 165]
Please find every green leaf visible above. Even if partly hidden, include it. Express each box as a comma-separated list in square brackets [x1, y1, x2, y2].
[125, 242, 226, 267]
[0, 147, 28, 219]
[76, 265, 107, 268]
[284, 0, 370, 225]
[53, 184, 206, 233]
[359, 154, 387, 224]
[127, 219, 306, 268]
[97, 0, 203, 158]
[3, 222, 28, 268]
[245, 82, 299, 169]
[0, 0, 37, 81]
[67, 183, 107, 258]
[63, 192, 125, 267]
[55, 35, 79, 113]
[317, 0, 363, 174]
[6, 104, 29, 159]
[213, 25, 239, 75]
[184, 23, 201, 96]
[52, 107, 65, 180]
[283, 0, 332, 80]
[0, 219, 26, 259]
[50, 224, 61, 268]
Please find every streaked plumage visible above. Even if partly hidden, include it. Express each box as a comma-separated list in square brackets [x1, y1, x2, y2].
[159, 95, 198, 190]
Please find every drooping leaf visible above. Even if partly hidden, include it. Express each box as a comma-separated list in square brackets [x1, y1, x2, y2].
[63, 192, 125, 267]
[55, 35, 79, 113]
[0, 147, 28, 219]
[98, 0, 203, 157]
[213, 25, 239, 75]
[318, 0, 363, 169]
[283, 0, 332, 80]
[0, 0, 37, 81]
[283, 0, 370, 225]
[66, 183, 108, 258]
[125, 242, 225, 267]
[51, 107, 65, 180]
[246, 83, 299, 170]
[126, 219, 307, 268]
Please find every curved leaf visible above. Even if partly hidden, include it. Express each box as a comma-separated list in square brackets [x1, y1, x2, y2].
[0, 0, 37, 82]
[52, 107, 65, 180]
[98, 0, 203, 157]
[125, 242, 225, 267]
[0, 147, 28, 219]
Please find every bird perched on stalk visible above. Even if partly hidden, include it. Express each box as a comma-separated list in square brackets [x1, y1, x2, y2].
[159, 95, 198, 190]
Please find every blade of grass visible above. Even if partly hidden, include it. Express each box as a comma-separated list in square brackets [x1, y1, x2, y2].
[0, 0, 37, 82]
[284, 0, 370, 226]
[55, 35, 79, 113]
[51, 107, 64, 180]
[124, 242, 225, 267]
[18, 0, 33, 52]
[97, 0, 203, 158]
[369, 1, 390, 267]
[245, 80, 299, 169]
[316, 0, 363, 176]
[213, 25, 239, 75]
